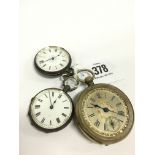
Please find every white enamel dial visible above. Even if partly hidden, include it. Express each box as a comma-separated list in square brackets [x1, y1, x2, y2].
[35, 46, 71, 73]
[30, 88, 73, 130]
[82, 88, 129, 137]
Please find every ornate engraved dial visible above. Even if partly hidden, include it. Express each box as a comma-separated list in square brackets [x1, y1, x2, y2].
[81, 87, 129, 137]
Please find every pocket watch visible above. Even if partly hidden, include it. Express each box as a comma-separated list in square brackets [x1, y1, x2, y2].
[34, 46, 72, 76]
[75, 69, 134, 145]
[29, 76, 79, 132]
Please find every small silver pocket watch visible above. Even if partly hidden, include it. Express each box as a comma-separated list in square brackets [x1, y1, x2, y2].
[29, 76, 79, 132]
[34, 46, 72, 76]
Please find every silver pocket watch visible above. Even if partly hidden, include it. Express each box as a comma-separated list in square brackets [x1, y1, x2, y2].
[29, 77, 78, 132]
[34, 46, 72, 76]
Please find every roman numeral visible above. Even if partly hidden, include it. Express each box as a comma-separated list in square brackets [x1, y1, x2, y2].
[116, 102, 121, 106]
[49, 66, 51, 70]
[35, 112, 41, 117]
[94, 119, 100, 127]
[118, 119, 123, 122]
[64, 107, 69, 109]
[63, 100, 67, 102]
[56, 118, 60, 123]
[89, 113, 95, 117]
[52, 92, 54, 97]
[37, 98, 43, 102]
[118, 111, 125, 116]
[104, 123, 106, 130]
[50, 120, 52, 125]
[39, 60, 44, 64]
[60, 63, 63, 67]
[104, 93, 107, 98]
[42, 64, 46, 67]
[90, 98, 95, 102]
[96, 93, 101, 98]
[44, 94, 48, 98]
[62, 113, 67, 117]
[35, 105, 40, 109]
[58, 94, 62, 98]
[111, 96, 115, 101]
[41, 118, 45, 123]
[87, 106, 93, 108]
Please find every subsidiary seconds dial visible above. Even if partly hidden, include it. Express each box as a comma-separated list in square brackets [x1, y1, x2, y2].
[29, 88, 73, 132]
[34, 46, 72, 76]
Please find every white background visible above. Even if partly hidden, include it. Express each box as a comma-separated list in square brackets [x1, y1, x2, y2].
[2, 0, 155, 155]
[20, 0, 134, 155]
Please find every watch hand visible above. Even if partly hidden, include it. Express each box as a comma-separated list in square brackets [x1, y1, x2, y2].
[44, 57, 55, 62]
[91, 104, 124, 115]
[49, 91, 53, 109]
[108, 109, 127, 118]
[92, 104, 125, 122]
[53, 52, 62, 59]
[43, 52, 62, 63]
[91, 104, 110, 112]
[110, 120, 115, 129]
[91, 104, 102, 109]
[91, 104, 111, 113]
[103, 108, 117, 114]
[53, 99, 57, 105]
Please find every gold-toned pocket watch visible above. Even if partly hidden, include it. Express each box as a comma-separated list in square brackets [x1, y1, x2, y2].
[75, 69, 134, 145]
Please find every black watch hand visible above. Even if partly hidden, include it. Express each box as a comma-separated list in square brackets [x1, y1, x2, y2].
[91, 104, 110, 112]
[92, 104, 124, 122]
[49, 91, 54, 109]
[44, 57, 55, 62]
[104, 108, 126, 121]
[53, 99, 57, 105]
[53, 52, 62, 59]
[91, 104, 116, 113]
[91, 104, 102, 109]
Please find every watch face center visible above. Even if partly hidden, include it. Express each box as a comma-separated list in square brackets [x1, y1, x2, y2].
[50, 105, 54, 109]
[103, 107, 110, 112]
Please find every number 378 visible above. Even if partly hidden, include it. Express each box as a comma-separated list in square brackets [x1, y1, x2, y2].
[92, 64, 108, 75]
